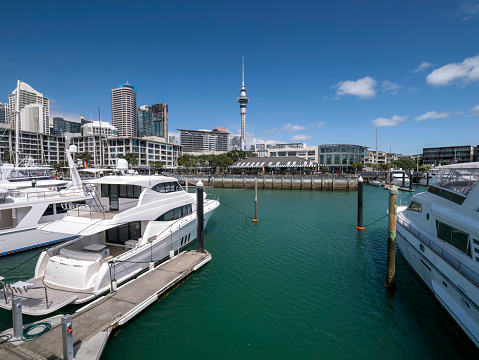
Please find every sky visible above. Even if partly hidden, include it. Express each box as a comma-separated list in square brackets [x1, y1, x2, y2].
[1, 0, 479, 155]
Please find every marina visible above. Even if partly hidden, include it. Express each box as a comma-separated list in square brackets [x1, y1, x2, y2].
[1, 185, 478, 359]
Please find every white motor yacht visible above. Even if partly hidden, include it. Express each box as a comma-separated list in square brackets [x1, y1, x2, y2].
[0, 165, 220, 315]
[396, 162, 479, 348]
[391, 169, 410, 187]
[0, 146, 94, 256]
[0, 160, 70, 190]
[419, 167, 440, 186]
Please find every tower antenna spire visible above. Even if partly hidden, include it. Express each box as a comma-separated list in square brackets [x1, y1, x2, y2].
[242, 55, 245, 87]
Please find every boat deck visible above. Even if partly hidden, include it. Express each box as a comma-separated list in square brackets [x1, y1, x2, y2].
[0, 250, 211, 360]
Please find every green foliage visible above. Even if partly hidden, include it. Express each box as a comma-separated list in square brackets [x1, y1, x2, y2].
[392, 159, 417, 171]
[120, 153, 138, 168]
[77, 152, 93, 165]
[351, 162, 363, 170]
[1, 149, 10, 163]
[419, 164, 432, 172]
[439, 160, 452, 165]
[321, 166, 329, 172]
[149, 160, 164, 170]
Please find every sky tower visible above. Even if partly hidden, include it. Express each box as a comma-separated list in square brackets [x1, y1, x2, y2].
[236, 56, 249, 150]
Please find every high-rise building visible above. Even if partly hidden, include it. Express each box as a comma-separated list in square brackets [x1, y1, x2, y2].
[0, 102, 8, 124]
[138, 105, 152, 138]
[111, 82, 137, 137]
[236, 56, 249, 150]
[8, 80, 50, 134]
[52, 116, 82, 135]
[152, 103, 168, 139]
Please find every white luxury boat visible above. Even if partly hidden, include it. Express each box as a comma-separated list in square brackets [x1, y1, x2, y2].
[419, 167, 440, 186]
[396, 162, 479, 348]
[390, 170, 410, 187]
[0, 165, 219, 315]
[0, 147, 94, 256]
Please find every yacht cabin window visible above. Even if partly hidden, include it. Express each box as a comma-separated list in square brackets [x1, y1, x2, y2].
[101, 184, 142, 199]
[151, 181, 182, 194]
[156, 204, 192, 221]
[407, 201, 422, 213]
[106, 221, 141, 245]
[435, 220, 471, 257]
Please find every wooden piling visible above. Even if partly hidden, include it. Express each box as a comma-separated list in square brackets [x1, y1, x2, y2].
[385, 185, 398, 288]
[356, 176, 365, 230]
[253, 177, 258, 222]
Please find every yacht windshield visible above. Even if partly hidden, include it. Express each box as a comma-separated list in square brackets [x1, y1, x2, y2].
[430, 168, 479, 196]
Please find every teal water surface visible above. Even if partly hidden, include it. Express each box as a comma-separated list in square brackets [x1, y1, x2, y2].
[1, 186, 478, 359]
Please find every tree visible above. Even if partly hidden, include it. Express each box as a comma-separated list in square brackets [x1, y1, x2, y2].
[149, 160, 164, 172]
[1, 149, 11, 163]
[177, 154, 198, 168]
[392, 159, 416, 171]
[419, 164, 432, 172]
[439, 160, 452, 166]
[351, 162, 363, 171]
[77, 152, 93, 166]
[121, 153, 138, 168]
[321, 166, 329, 172]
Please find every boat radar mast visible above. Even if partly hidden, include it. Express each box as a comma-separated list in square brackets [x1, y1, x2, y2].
[236, 56, 249, 151]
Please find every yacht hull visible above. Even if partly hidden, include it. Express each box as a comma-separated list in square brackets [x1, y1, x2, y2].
[0, 227, 77, 256]
[396, 224, 479, 348]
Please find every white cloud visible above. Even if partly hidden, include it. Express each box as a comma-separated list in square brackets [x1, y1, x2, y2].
[335, 76, 377, 99]
[50, 111, 84, 122]
[283, 123, 307, 132]
[458, 1, 479, 21]
[426, 55, 479, 86]
[472, 105, 479, 112]
[414, 111, 450, 121]
[372, 115, 407, 127]
[414, 62, 431, 73]
[381, 80, 402, 94]
[290, 134, 312, 141]
[455, 110, 464, 114]
[315, 122, 326, 128]
[265, 128, 279, 133]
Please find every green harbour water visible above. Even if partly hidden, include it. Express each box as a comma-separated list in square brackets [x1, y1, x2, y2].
[1, 185, 479, 359]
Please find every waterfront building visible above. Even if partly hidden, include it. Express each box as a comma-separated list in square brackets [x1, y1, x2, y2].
[52, 116, 82, 136]
[0, 102, 8, 124]
[81, 121, 118, 137]
[8, 80, 50, 134]
[236, 57, 249, 150]
[111, 82, 137, 137]
[0, 123, 65, 164]
[250, 143, 268, 157]
[230, 135, 242, 150]
[318, 144, 369, 170]
[422, 145, 478, 165]
[104, 136, 182, 167]
[179, 127, 230, 153]
[270, 143, 306, 149]
[229, 156, 318, 174]
[267, 146, 318, 162]
[169, 135, 179, 144]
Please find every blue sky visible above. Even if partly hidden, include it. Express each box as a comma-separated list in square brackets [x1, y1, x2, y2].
[1, 0, 479, 155]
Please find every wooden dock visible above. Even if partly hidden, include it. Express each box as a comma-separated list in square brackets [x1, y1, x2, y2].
[0, 250, 211, 360]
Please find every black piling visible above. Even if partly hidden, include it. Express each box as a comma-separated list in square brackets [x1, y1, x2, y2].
[356, 176, 364, 230]
[409, 171, 413, 190]
[196, 180, 205, 253]
[402, 172, 405, 188]
[385, 185, 398, 289]
[426, 171, 429, 188]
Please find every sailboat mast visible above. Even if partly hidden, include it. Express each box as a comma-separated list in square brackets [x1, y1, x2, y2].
[15, 79, 20, 167]
[98, 106, 103, 168]
[376, 128, 378, 167]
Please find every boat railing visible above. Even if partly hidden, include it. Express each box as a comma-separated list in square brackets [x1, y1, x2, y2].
[9, 184, 92, 201]
[398, 216, 479, 290]
[67, 199, 138, 220]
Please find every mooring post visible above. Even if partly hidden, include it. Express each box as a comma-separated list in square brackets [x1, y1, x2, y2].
[12, 296, 23, 339]
[208, 173, 211, 187]
[426, 171, 429, 188]
[196, 180, 205, 253]
[356, 176, 365, 230]
[402, 172, 405, 188]
[409, 171, 413, 190]
[253, 177, 258, 222]
[185, 178, 188, 192]
[385, 185, 398, 288]
[61, 314, 74, 360]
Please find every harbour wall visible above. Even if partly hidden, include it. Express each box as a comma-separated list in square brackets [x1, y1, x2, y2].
[177, 175, 358, 191]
